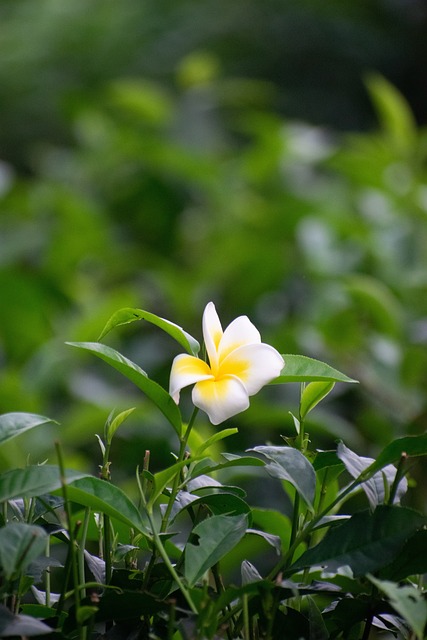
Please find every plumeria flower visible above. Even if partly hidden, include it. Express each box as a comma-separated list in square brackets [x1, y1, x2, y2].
[169, 302, 284, 425]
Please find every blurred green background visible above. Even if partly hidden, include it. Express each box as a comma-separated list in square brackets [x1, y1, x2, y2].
[1, 0, 426, 500]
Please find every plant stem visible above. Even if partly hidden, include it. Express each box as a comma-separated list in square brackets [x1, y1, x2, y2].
[45, 537, 51, 607]
[55, 441, 83, 637]
[161, 406, 199, 531]
[103, 514, 112, 584]
[267, 476, 361, 580]
[78, 508, 91, 599]
[388, 452, 407, 505]
[135, 470, 197, 615]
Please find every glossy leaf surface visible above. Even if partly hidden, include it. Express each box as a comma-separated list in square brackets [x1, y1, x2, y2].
[185, 514, 248, 586]
[98, 307, 200, 355]
[272, 355, 357, 384]
[67, 342, 182, 435]
[0, 413, 57, 447]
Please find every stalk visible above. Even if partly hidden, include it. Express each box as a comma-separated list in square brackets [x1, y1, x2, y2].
[161, 407, 199, 531]
[55, 441, 84, 639]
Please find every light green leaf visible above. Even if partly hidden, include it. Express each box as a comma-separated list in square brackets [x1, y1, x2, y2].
[0, 413, 57, 447]
[0, 465, 88, 502]
[61, 476, 150, 535]
[185, 514, 248, 586]
[0, 523, 47, 580]
[366, 73, 417, 150]
[106, 407, 135, 445]
[250, 446, 316, 512]
[369, 576, 427, 640]
[67, 342, 182, 436]
[98, 307, 200, 356]
[300, 381, 335, 420]
[272, 355, 357, 384]
[147, 459, 191, 508]
[194, 428, 238, 457]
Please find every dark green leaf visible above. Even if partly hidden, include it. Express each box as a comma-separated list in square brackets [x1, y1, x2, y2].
[272, 355, 358, 384]
[289, 505, 426, 577]
[306, 595, 329, 640]
[67, 342, 182, 435]
[185, 514, 248, 586]
[379, 530, 427, 581]
[94, 589, 165, 621]
[0, 413, 57, 447]
[98, 307, 200, 355]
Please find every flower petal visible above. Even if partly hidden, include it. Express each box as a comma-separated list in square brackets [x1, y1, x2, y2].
[192, 376, 250, 425]
[169, 354, 213, 403]
[219, 344, 284, 396]
[218, 315, 261, 362]
[202, 302, 223, 372]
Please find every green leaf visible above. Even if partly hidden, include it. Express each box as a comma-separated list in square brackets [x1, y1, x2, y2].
[187, 454, 264, 483]
[0, 523, 48, 580]
[76, 606, 98, 625]
[0, 465, 88, 502]
[194, 428, 238, 457]
[98, 307, 200, 356]
[106, 407, 135, 445]
[366, 73, 417, 150]
[363, 433, 427, 477]
[95, 589, 165, 621]
[185, 514, 248, 586]
[379, 530, 427, 581]
[306, 595, 329, 640]
[172, 491, 251, 524]
[369, 576, 427, 640]
[0, 413, 57, 447]
[59, 476, 150, 535]
[67, 342, 182, 436]
[289, 505, 427, 577]
[300, 382, 335, 419]
[272, 355, 357, 384]
[147, 459, 192, 507]
[250, 446, 316, 512]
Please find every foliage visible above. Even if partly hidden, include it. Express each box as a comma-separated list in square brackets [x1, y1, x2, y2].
[0, 307, 425, 639]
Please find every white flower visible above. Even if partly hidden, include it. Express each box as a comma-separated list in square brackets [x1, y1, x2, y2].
[169, 302, 284, 425]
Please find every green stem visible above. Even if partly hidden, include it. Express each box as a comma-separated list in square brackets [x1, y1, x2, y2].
[55, 442, 83, 637]
[78, 508, 91, 599]
[45, 537, 51, 608]
[103, 514, 112, 584]
[268, 476, 361, 580]
[388, 452, 407, 505]
[135, 470, 197, 615]
[289, 490, 300, 549]
[161, 407, 199, 531]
